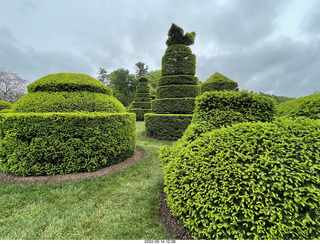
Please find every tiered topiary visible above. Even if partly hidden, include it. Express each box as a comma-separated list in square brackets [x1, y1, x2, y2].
[128, 76, 151, 121]
[0, 73, 136, 176]
[145, 23, 200, 140]
[0, 100, 12, 113]
[276, 93, 320, 119]
[201, 72, 239, 93]
[162, 117, 320, 239]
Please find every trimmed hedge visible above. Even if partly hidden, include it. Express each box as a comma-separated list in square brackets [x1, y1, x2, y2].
[130, 109, 152, 121]
[11, 91, 126, 113]
[152, 98, 196, 114]
[130, 102, 151, 109]
[28, 73, 112, 95]
[159, 75, 199, 86]
[166, 23, 195, 46]
[201, 72, 239, 93]
[163, 117, 320, 239]
[0, 112, 136, 176]
[0, 100, 12, 111]
[157, 85, 200, 99]
[162, 51, 196, 76]
[145, 113, 193, 140]
[276, 94, 320, 119]
[0, 109, 11, 113]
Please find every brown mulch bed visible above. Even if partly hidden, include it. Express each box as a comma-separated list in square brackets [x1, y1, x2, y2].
[159, 191, 193, 240]
[0, 147, 146, 185]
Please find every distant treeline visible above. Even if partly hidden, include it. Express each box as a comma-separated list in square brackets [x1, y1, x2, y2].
[258, 92, 295, 104]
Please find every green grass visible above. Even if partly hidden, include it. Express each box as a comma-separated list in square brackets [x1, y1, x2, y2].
[0, 121, 175, 240]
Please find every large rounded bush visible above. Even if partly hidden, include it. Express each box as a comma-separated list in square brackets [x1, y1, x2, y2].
[164, 118, 320, 240]
[276, 93, 320, 119]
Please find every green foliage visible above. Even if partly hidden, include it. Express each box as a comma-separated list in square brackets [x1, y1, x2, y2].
[258, 92, 295, 104]
[28, 73, 112, 95]
[145, 113, 193, 140]
[162, 50, 196, 76]
[159, 75, 199, 86]
[201, 72, 239, 93]
[276, 94, 320, 119]
[0, 109, 11, 113]
[152, 98, 196, 114]
[147, 70, 161, 89]
[129, 109, 152, 121]
[163, 117, 320, 240]
[11, 91, 125, 113]
[0, 112, 136, 176]
[135, 62, 149, 77]
[156, 85, 200, 99]
[0, 100, 12, 110]
[166, 23, 196, 46]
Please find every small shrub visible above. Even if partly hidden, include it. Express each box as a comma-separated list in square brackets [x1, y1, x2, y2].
[164, 117, 320, 239]
[0, 100, 12, 111]
[0, 109, 11, 113]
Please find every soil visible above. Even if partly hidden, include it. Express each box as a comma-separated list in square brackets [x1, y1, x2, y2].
[0, 146, 193, 240]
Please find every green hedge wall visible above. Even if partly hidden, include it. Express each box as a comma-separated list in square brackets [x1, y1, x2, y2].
[159, 75, 199, 86]
[276, 94, 320, 119]
[163, 117, 320, 239]
[135, 83, 150, 93]
[28, 73, 112, 95]
[11, 91, 126, 113]
[0, 100, 12, 111]
[145, 113, 193, 140]
[130, 102, 151, 109]
[151, 98, 196, 114]
[162, 51, 196, 76]
[130, 109, 152, 121]
[156, 85, 200, 99]
[0, 112, 136, 176]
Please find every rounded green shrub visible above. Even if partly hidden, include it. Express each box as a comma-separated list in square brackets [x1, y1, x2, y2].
[0, 112, 136, 176]
[164, 117, 320, 240]
[145, 24, 200, 140]
[1, 73, 136, 176]
[0, 100, 12, 111]
[128, 76, 152, 121]
[276, 94, 320, 119]
[201, 72, 239, 93]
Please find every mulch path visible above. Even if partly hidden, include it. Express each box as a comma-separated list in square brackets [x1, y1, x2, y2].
[0, 145, 193, 240]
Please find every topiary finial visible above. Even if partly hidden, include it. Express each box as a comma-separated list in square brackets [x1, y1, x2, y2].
[166, 23, 196, 46]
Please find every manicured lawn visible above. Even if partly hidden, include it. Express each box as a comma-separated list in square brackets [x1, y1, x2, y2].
[0, 121, 174, 240]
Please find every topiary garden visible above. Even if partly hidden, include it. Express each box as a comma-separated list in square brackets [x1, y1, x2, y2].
[0, 73, 136, 176]
[145, 24, 200, 140]
[128, 76, 152, 121]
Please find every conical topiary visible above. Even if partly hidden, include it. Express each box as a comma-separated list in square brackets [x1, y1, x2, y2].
[128, 76, 152, 121]
[201, 72, 239, 93]
[145, 23, 200, 140]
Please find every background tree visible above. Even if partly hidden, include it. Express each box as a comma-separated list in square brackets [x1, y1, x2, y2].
[107, 68, 138, 106]
[0, 67, 28, 102]
[97, 68, 109, 85]
[147, 70, 161, 89]
[135, 62, 149, 77]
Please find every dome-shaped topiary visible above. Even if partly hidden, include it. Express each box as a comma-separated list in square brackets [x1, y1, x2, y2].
[128, 76, 152, 121]
[276, 93, 320, 119]
[0, 100, 12, 111]
[12, 73, 125, 113]
[201, 72, 239, 93]
[164, 117, 320, 240]
[0, 73, 135, 176]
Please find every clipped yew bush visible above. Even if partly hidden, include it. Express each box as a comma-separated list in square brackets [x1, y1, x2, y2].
[0, 73, 136, 176]
[128, 76, 151, 121]
[145, 23, 200, 140]
[0, 100, 12, 111]
[201, 72, 239, 93]
[164, 117, 320, 240]
[276, 93, 320, 119]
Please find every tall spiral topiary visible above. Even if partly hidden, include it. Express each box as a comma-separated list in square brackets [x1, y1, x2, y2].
[145, 23, 200, 140]
[0, 73, 136, 176]
[128, 76, 151, 121]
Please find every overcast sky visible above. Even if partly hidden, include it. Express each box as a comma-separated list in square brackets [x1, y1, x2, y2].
[1, 0, 319, 98]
